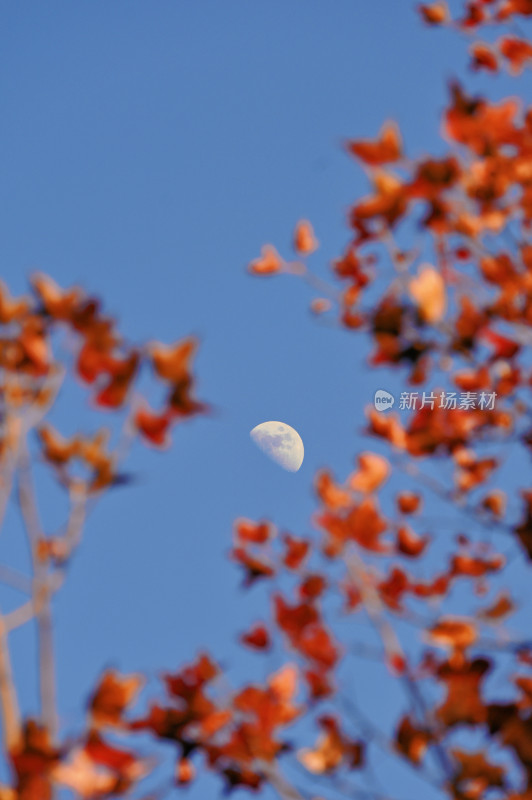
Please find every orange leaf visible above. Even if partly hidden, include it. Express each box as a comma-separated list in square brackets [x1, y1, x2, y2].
[451, 749, 505, 796]
[89, 670, 144, 727]
[38, 425, 79, 465]
[294, 220, 318, 255]
[409, 265, 446, 323]
[31, 273, 82, 321]
[176, 757, 195, 785]
[268, 664, 299, 711]
[134, 406, 173, 448]
[11, 719, 59, 797]
[232, 547, 275, 586]
[282, 534, 310, 570]
[347, 122, 402, 166]
[333, 247, 370, 285]
[396, 491, 422, 514]
[397, 525, 429, 557]
[450, 551, 505, 578]
[470, 42, 499, 72]
[315, 470, 352, 509]
[396, 715, 432, 764]
[299, 624, 339, 668]
[444, 83, 519, 156]
[241, 623, 271, 651]
[349, 452, 390, 493]
[305, 668, 333, 700]
[274, 594, 318, 642]
[427, 617, 477, 651]
[0, 280, 30, 323]
[77, 342, 112, 384]
[436, 657, 490, 727]
[378, 566, 411, 611]
[310, 298, 332, 314]
[150, 337, 198, 384]
[248, 245, 283, 275]
[235, 518, 273, 544]
[299, 574, 327, 600]
[418, 2, 449, 25]
[95, 351, 139, 409]
[412, 573, 450, 598]
[352, 170, 408, 227]
[477, 592, 515, 622]
[499, 36, 532, 74]
[481, 490, 506, 517]
[299, 716, 363, 774]
[316, 496, 390, 555]
[367, 408, 407, 449]
[19, 316, 50, 375]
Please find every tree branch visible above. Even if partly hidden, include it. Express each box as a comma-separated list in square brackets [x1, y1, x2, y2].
[0, 613, 21, 753]
[17, 438, 58, 740]
[345, 547, 455, 785]
[259, 762, 308, 800]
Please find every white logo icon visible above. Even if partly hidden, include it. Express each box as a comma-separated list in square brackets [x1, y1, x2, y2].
[374, 389, 395, 411]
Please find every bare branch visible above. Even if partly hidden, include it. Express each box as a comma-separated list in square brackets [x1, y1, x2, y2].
[259, 762, 308, 800]
[17, 437, 58, 740]
[0, 565, 32, 595]
[345, 546, 454, 784]
[0, 614, 21, 752]
[4, 600, 35, 633]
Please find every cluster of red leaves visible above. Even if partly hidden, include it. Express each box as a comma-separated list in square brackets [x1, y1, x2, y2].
[248, 220, 319, 277]
[225, 403, 526, 790]
[298, 715, 364, 773]
[253, 71, 532, 394]
[37, 425, 118, 495]
[420, 1, 532, 30]
[315, 455, 511, 612]
[231, 518, 339, 701]
[470, 37, 532, 74]
[7, 660, 298, 797]
[139, 337, 207, 446]
[131, 655, 302, 793]
[345, 89, 532, 381]
[0, 274, 205, 463]
[8, 678, 149, 800]
[0, 276, 207, 797]
[224, 447, 528, 796]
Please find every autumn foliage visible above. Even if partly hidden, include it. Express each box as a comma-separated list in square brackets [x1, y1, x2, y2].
[3, 2, 532, 799]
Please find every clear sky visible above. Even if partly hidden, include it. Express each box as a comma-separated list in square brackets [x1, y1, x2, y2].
[1, 2, 531, 797]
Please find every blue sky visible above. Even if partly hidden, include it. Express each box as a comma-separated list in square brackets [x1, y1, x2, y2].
[1, 2, 532, 797]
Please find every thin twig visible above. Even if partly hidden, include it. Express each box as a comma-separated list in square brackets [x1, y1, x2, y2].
[345, 546, 455, 785]
[17, 438, 59, 740]
[4, 600, 36, 634]
[0, 613, 21, 752]
[0, 565, 32, 595]
[259, 762, 308, 800]
[0, 413, 22, 540]
[59, 485, 88, 561]
[3, 572, 65, 634]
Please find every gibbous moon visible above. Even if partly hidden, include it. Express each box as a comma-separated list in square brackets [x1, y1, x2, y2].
[250, 421, 304, 472]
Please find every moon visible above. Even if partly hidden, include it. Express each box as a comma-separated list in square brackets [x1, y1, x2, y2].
[250, 421, 304, 472]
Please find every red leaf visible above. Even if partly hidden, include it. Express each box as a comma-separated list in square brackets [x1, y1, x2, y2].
[241, 624, 271, 651]
[347, 122, 402, 166]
